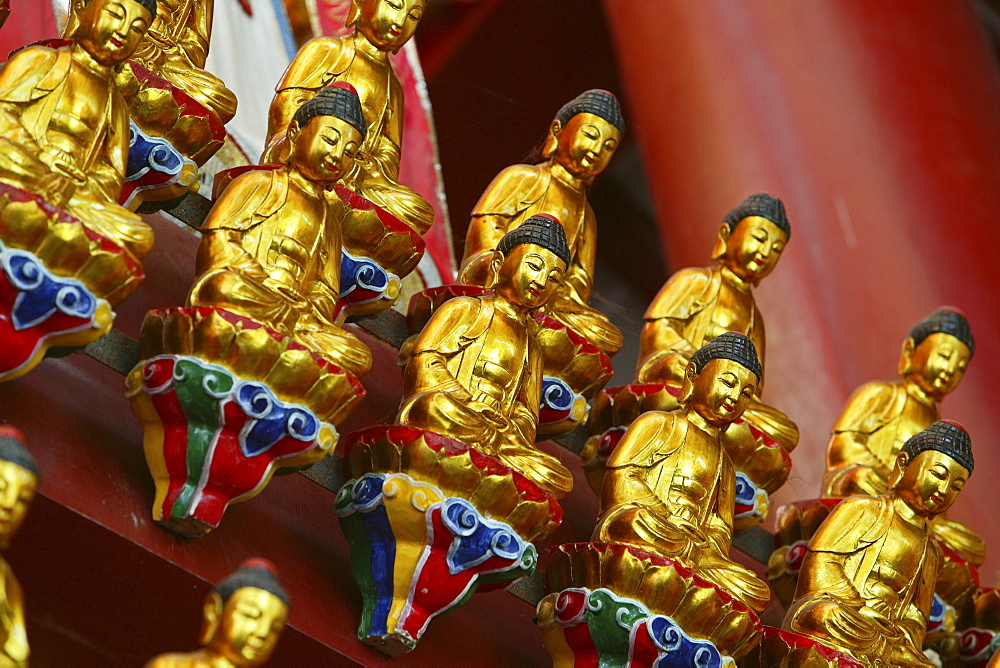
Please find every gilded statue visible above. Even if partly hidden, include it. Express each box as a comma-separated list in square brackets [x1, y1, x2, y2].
[398, 215, 573, 498]
[188, 83, 372, 378]
[0, 0, 157, 259]
[459, 89, 624, 356]
[784, 420, 974, 667]
[261, 0, 433, 234]
[64, 0, 238, 124]
[821, 308, 983, 566]
[634, 193, 798, 490]
[0, 427, 39, 668]
[593, 332, 772, 614]
[146, 559, 289, 667]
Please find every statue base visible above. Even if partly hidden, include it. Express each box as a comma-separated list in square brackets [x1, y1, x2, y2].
[539, 542, 762, 664]
[405, 287, 613, 437]
[739, 626, 863, 667]
[584, 382, 792, 529]
[117, 61, 227, 212]
[337, 425, 562, 655]
[126, 307, 364, 537]
[0, 183, 143, 381]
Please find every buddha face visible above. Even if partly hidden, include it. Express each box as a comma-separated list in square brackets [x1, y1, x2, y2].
[355, 0, 425, 52]
[686, 358, 757, 427]
[289, 116, 363, 185]
[494, 244, 566, 311]
[719, 216, 787, 284]
[551, 113, 621, 181]
[76, 0, 153, 67]
[895, 449, 968, 517]
[0, 460, 36, 550]
[902, 332, 971, 401]
[210, 587, 288, 665]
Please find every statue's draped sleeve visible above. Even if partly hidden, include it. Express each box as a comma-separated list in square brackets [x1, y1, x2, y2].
[405, 297, 483, 398]
[602, 411, 685, 521]
[0, 48, 66, 180]
[826, 381, 904, 472]
[460, 164, 548, 284]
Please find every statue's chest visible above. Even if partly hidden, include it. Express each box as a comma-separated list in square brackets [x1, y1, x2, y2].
[868, 518, 927, 593]
[340, 60, 388, 128]
[706, 283, 753, 336]
[870, 399, 937, 462]
[49, 70, 109, 144]
[531, 179, 586, 246]
[467, 314, 527, 395]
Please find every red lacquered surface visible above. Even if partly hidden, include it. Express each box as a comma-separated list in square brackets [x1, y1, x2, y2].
[605, 0, 1000, 576]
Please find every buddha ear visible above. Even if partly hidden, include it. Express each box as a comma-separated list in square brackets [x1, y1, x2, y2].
[677, 362, 698, 406]
[347, 0, 361, 27]
[888, 451, 910, 490]
[542, 120, 562, 160]
[199, 592, 224, 646]
[710, 224, 731, 261]
[485, 251, 504, 289]
[898, 338, 916, 377]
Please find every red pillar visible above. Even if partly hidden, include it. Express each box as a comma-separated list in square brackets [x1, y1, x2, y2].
[605, 0, 1000, 577]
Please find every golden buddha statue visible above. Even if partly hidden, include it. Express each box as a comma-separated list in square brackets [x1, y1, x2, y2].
[633, 193, 798, 493]
[783, 420, 974, 667]
[64, 0, 237, 124]
[261, 0, 433, 234]
[398, 214, 573, 498]
[146, 559, 289, 667]
[188, 83, 372, 378]
[459, 89, 624, 356]
[593, 332, 772, 614]
[0, 0, 157, 260]
[0, 427, 39, 668]
[821, 308, 983, 567]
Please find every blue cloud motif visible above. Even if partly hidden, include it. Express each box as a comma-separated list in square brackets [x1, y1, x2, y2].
[351, 474, 385, 511]
[234, 381, 320, 457]
[340, 249, 389, 298]
[440, 497, 525, 575]
[126, 121, 186, 181]
[2, 248, 96, 330]
[734, 472, 758, 508]
[540, 376, 575, 413]
[647, 615, 723, 667]
[929, 592, 946, 624]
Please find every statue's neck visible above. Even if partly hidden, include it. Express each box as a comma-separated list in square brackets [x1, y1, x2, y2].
[902, 377, 937, 409]
[70, 43, 112, 78]
[353, 30, 390, 65]
[891, 494, 929, 529]
[549, 161, 591, 192]
[719, 265, 754, 293]
[491, 292, 530, 320]
[287, 167, 325, 200]
[684, 407, 721, 438]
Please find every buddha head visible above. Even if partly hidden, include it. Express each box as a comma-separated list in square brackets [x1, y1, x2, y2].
[889, 420, 972, 518]
[543, 89, 624, 182]
[0, 426, 38, 551]
[348, 0, 426, 53]
[679, 332, 761, 428]
[899, 308, 974, 402]
[287, 82, 367, 185]
[76, 0, 156, 67]
[489, 214, 570, 311]
[200, 559, 289, 666]
[711, 193, 790, 286]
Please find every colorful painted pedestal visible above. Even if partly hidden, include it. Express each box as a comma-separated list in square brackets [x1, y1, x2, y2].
[0, 184, 144, 382]
[126, 307, 364, 537]
[538, 543, 762, 666]
[336, 425, 562, 655]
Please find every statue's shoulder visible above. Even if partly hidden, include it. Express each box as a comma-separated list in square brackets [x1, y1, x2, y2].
[644, 266, 717, 320]
[832, 380, 905, 434]
[607, 410, 685, 468]
[204, 168, 288, 231]
[812, 495, 892, 553]
[0, 45, 68, 101]
[472, 163, 549, 217]
[279, 36, 353, 90]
